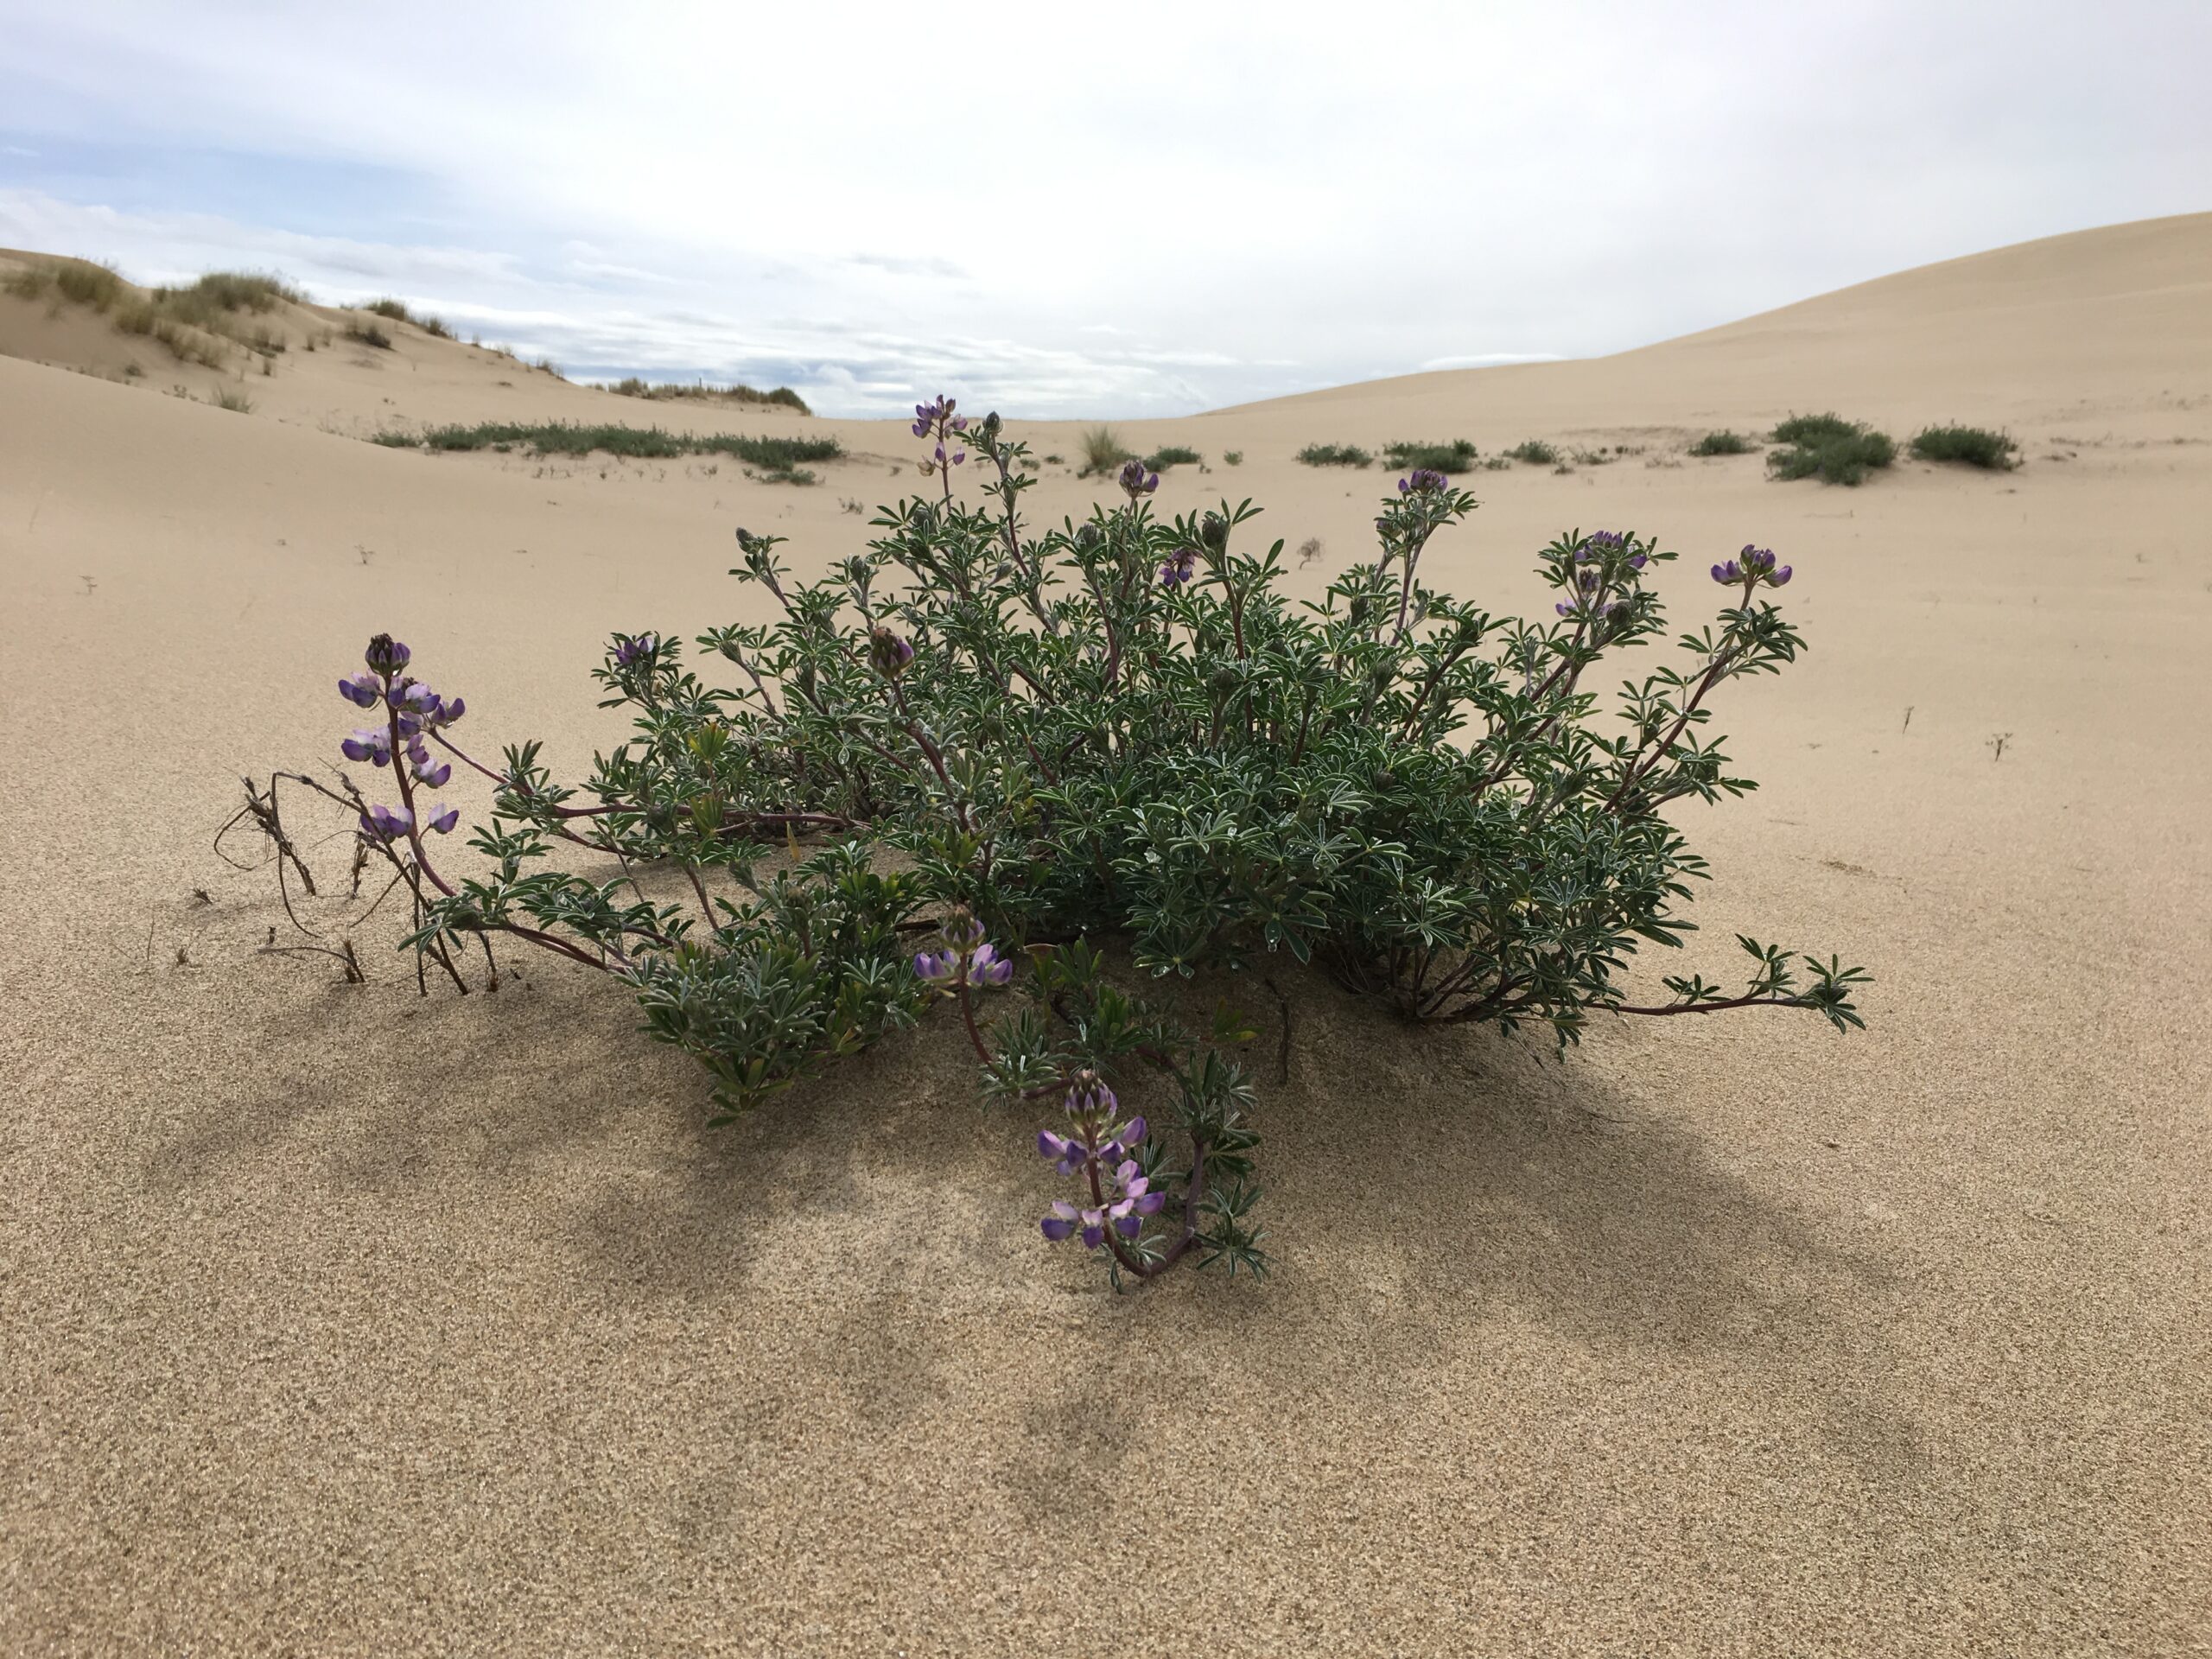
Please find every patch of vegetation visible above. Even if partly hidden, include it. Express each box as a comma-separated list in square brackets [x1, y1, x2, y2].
[1382, 440, 1479, 474]
[3, 266, 51, 301]
[210, 386, 255, 414]
[1691, 430, 1755, 456]
[1223, 449, 1243, 467]
[1505, 440, 1558, 465]
[1295, 443, 1373, 467]
[1910, 424, 2018, 470]
[170, 271, 299, 314]
[401, 422, 842, 474]
[1145, 445, 1202, 469]
[1770, 412, 1862, 447]
[1767, 413, 1896, 486]
[372, 431, 418, 448]
[239, 411, 1869, 1293]
[608, 378, 811, 415]
[114, 302, 229, 368]
[1079, 425, 1132, 476]
[53, 259, 127, 310]
[345, 320, 394, 351]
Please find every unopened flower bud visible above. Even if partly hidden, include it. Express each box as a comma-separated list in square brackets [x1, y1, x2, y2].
[868, 627, 916, 678]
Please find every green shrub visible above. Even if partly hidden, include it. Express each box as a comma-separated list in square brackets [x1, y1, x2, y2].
[1079, 425, 1132, 476]
[1767, 416, 1896, 486]
[1505, 440, 1557, 465]
[244, 412, 1871, 1290]
[1382, 440, 1479, 474]
[372, 431, 419, 448]
[1770, 412, 1860, 447]
[346, 320, 394, 350]
[3, 266, 50, 301]
[1910, 425, 2018, 470]
[364, 297, 412, 321]
[1223, 450, 1243, 467]
[1145, 445, 1202, 469]
[1295, 443, 1373, 467]
[1690, 430, 1754, 456]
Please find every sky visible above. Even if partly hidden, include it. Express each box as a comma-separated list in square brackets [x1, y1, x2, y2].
[1, 1, 2205, 418]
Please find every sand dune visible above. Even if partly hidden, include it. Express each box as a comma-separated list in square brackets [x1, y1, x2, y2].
[2, 215, 2207, 1655]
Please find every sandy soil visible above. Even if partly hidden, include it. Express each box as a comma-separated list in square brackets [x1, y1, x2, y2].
[2, 214, 2208, 1656]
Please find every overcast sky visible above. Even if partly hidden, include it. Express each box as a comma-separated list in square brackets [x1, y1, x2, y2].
[2, 1, 2204, 417]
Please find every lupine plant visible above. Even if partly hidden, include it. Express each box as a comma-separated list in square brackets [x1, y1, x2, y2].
[241, 399, 1869, 1287]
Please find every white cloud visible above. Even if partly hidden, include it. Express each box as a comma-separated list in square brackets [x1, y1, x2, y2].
[1, 0, 2205, 415]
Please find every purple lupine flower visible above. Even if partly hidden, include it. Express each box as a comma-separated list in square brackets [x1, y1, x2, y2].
[1629, 552, 1648, 570]
[1041, 1201, 1079, 1242]
[613, 632, 658, 669]
[1711, 560, 1742, 585]
[913, 949, 959, 986]
[1586, 531, 1625, 552]
[1117, 460, 1160, 499]
[1159, 548, 1197, 588]
[1398, 469, 1446, 494]
[968, 943, 1014, 988]
[414, 756, 452, 788]
[1555, 601, 1576, 618]
[359, 803, 412, 840]
[868, 626, 916, 678]
[426, 803, 459, 835]
[341, 728, 392, 766]
[1771, 565, 1792, 585]
[365, 634, 410, 676]
[432, 696, 464, 728]
[1038, 1130, 1089, 1177]
[395, 680, 440, 714]
[339, 671, 380, 708]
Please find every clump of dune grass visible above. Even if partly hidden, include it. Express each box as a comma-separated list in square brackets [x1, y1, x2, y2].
[210, 386, 255, 414]
[168, 271, 299, 315]
[53, 259, 128, 311]
[1910, 424, 2018, 470]
[1691, 430, 1755, 456]
[3, 266, 52, 301]
[345, 319, 394, 351]
[114, 301, 229, 368]
[1145, 445, 1202, 469]
[1505, 439, 1558, 465]
[1077, 425, 1133, 476]
[359, 296, 457, 340]
[608, 377, 812, 415]
[1223, 449, 1243, 467]
[1295, 443, 1373, 467]
[397, 422, 841, 479]
[1768, 412, 1896, 486]
[1382, 439, 1478, 474]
